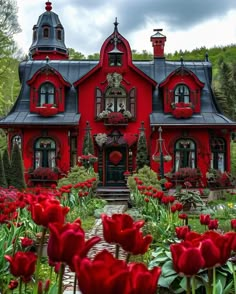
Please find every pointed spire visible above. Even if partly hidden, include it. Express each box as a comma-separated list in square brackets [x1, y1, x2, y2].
[114, 17, 119, 32]
[45, 1, 52, 11]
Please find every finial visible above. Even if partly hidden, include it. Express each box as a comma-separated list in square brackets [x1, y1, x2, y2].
[205, 52, 209, 62]
[45, 56, 50, 63]
[114, 17, 119, 32]
[45, 2, 52, 11]
[180, 56, 183, 66]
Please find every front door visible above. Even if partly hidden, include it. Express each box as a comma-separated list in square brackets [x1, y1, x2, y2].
[105, 146, 127, 186]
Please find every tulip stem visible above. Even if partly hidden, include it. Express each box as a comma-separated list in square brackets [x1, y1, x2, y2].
[233, 264, 236, 294]
[115, 244, 120, 259]
[191, 276, 196, 294]
[186, 277, 191, 294]
[58, 262, 66, 294]
[212, 267, 216, 294]
[33, 227, 47, 294]
[126, 253, 131, 263]
[19, 277, 22, 294]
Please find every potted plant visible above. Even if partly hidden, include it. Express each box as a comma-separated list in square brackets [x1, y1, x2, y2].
[174, 185, 205, 211]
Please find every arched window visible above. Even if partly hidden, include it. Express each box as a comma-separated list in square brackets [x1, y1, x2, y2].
[210, 138, 225, 172]
[38, 82, 55, 106]
[174, 84, 190, 103]
[43, 27, 49, 38]
[34, 138, 56, 168]
[175, 139, 196, 170]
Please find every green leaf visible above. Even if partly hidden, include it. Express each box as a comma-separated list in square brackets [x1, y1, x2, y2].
[48, 283, 59, 294]
[222, 280, 234, 294]
[215, 279, 223, 294]
[158, 273, 178, 288]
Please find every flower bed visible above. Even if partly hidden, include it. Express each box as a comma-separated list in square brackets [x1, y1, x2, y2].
[172, 107, 193, 118]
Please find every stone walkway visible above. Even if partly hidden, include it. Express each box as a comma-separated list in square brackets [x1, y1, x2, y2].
[63, 203, 128, 293]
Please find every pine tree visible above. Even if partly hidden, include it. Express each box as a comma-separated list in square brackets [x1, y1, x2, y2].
[2, 148, 11, 187]
[136, 122, 149, 170]
[10, 143, 26, 189]
[0, 152, 7, 188]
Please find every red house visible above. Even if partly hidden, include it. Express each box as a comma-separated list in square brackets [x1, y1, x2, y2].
[0, 2, 236, 188]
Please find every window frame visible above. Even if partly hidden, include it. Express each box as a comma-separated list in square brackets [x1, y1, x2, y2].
[38, 82, 56, 106]
[174, 84, 190, 103]
[210, 138, 226, 172]
[34, 138, 56, 169]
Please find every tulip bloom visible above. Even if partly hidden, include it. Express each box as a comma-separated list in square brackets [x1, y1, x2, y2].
[102, 213, 152, 255]
[231, 219, 236, 231]
[47, 219, 100, 270]
[170, 241, 205, 276]
[74, 249, 129, 294]
[74, 249, 161, 294]
[5, 251, 37, 282]
[30, 198, 69, 227]
[128, 262, 161, 294]
[199, 214, 211, 226]
[207, 219, 219, 230]
[175, 226, 190, 240]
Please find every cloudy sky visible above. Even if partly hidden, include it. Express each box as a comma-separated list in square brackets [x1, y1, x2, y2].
[15, 0, 236, 56]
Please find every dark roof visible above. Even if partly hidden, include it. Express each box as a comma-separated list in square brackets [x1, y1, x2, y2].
[1, 56, 236, 127]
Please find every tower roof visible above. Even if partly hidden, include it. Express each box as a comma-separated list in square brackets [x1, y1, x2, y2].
[29, 2, 68, 60]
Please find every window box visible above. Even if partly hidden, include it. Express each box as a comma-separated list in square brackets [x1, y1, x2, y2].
[98, 111, 131, 126]
[36, 104, 58, 117]
[172, 107, 193, 119]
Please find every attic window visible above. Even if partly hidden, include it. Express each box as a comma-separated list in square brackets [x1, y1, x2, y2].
[38, 82, 55, 106]
[43, 27, 49, 38]
[109, 54, 122, 66]
[174, 84, 190, 103]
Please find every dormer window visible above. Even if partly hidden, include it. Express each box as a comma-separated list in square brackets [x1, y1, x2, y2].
[43, 26, 49, 38]
[174, 84, 190, 103]
[38, 82, 55, 106]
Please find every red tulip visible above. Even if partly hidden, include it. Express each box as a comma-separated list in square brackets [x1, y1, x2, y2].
[5, 251, 37, 282]
[20, 237, 33, 247]
[170, 241, 205, 276]
[31, 198, 69, 227]
[47, 219, 100, 270]
[199, 214, 211, 225]
[231, 219, 236, 231]
[164, 182, 173, 189]
[175, 226, 190, 240]
[102, 213, 152, 255]
[128, 262, 161, 294]
[74, 249, 161, 294]
[74, 250, 129, 294]
[8, 280, 18, 290]
[207, 219, 219, 230]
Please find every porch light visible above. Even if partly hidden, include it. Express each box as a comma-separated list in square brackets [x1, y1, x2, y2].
[152, 126, 171, 179]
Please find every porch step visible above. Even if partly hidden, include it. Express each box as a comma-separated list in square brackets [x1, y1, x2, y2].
[96, 187, 130, 202]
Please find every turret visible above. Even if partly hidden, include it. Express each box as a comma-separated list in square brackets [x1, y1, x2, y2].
[150, 29, 166, 58]
[29, 1, 68, 60]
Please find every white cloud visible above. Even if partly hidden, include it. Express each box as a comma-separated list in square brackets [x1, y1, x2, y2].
[14, 1, 236, 56]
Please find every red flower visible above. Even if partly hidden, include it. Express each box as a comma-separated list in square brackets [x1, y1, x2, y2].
[20, 237, 33, 247]
[164, 182, 173, 189]
[175, 226, 190, 240]
[128, 262, 161, 294]
[207, 219, 219, 230]
[200, 214, 211, 225]
[8, 280, 18, 290]
[47, 219, 100, 270]
[102, 213, 152, 255]
[74, 250, 129, 294]
[178, 213, 188, 220]
[231, 219, 236, 231]
[30, 198, 69, 227]
[170, 241, 205, 276]
[74, 249, 161, 294]
[5, 251, 37, 282]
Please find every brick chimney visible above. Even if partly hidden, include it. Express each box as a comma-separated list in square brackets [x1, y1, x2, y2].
[150, 29, 166, 58]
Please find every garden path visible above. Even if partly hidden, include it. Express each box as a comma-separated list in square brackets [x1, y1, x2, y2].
[63, 202, 128, 293]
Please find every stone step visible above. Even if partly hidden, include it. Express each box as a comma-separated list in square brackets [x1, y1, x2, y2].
[96, 187, 130, 202]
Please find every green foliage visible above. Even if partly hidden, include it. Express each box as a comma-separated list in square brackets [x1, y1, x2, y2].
[0, 151, 7, 187]
[82, 123, 95, 155]
[2, 148, 11, 186]
[10, 143, 26, 189]
[57, 165, 98, 187]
